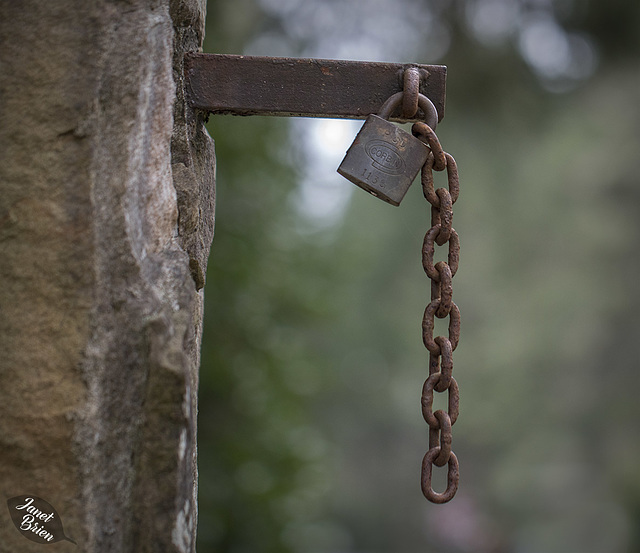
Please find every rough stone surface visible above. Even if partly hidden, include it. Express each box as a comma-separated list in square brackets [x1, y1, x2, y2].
[0, 1, 214, 551]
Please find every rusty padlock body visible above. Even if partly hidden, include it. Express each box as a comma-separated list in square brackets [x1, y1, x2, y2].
[338, 92, 438, 206]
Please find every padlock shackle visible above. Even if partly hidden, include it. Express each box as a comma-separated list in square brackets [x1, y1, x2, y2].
[378, 92, 438, 130]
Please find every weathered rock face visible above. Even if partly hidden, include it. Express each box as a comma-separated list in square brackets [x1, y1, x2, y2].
[0, 1, 214, 551]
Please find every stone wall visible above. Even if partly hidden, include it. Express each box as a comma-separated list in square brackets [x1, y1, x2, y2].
[0, 1, 214, 551]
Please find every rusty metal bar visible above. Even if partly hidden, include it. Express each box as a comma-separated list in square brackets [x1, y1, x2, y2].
[184, 53, 446, 123]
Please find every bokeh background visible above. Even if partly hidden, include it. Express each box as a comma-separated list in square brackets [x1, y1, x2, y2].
[196, 2, 640, 552]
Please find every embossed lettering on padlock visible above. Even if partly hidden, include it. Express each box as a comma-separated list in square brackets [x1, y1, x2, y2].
[337, 92, 438, 206]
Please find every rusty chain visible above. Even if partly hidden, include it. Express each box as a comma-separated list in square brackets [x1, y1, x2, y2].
[340, 68, 461, 503]
[411, 110, 461, 504]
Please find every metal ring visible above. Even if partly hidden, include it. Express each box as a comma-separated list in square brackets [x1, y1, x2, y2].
[402, 67, 420, 119]
[422, 225, 460, 280]
[435, 188, 453, 246]
[420, 152, 460, 208]
[422, 299, 460, 355]
[377, 91, 438, 129]
[434, 336, 453, 392]
[412, 122, 446, 170]
[421, 449, 459, 504]
[432, 410, 453, 466]
[434, 262, 453, 318]
[421, 373, 459, 427]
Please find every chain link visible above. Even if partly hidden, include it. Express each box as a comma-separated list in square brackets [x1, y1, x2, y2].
[412, 120, 461, 504]
[402, 67, 420, 119]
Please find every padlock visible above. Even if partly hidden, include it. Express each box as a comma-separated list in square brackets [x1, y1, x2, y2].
[337, 92, 438, 206]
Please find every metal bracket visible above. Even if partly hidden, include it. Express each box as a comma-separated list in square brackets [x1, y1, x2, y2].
[184, 53, 446, 123]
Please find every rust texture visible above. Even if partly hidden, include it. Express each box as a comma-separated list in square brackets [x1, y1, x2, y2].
[337, 114, 429, 206]
[336, 70, 461, 503]
[184, 53, 446, 122]
[402, 67, 421, 119]
[412, 110, 462, 505]
[336, 89, 439, 207]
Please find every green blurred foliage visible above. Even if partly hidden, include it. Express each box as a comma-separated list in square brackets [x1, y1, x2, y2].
[198, 1, 640, 552]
